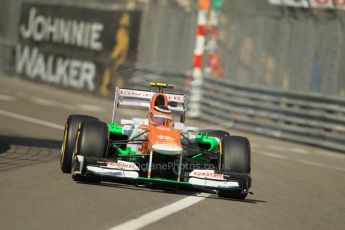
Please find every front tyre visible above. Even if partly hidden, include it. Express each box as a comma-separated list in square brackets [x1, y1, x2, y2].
[218, 136, 251, 200]
[71, 120, 109, 183]
[60, 115, 98, 173]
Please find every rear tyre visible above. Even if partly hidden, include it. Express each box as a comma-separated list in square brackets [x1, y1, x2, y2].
[218, 136, 251, 200]
[60, 115, 98, 173]
[72, 120, 109, 183]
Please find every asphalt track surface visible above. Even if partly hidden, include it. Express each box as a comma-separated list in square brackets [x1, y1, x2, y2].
[0, 76, 344, 230]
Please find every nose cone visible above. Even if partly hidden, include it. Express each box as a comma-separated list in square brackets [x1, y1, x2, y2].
[149, 126, 182, 155]
[152, 144, 182, 155]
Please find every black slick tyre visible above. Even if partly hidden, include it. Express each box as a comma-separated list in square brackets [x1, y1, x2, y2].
[71, 120, 109, 183]
[60, 115, 98, 173]
[218, 136, 251, 200]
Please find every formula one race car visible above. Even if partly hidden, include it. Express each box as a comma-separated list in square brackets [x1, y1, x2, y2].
[60, 83, 252, 199]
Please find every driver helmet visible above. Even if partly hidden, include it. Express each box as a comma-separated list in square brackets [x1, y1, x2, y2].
[149, 105, 173, 126]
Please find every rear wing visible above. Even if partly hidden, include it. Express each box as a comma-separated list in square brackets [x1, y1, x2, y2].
[111, 87, 187, 122]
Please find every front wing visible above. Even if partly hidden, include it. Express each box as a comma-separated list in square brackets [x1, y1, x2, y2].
[72, 156, 251, 193]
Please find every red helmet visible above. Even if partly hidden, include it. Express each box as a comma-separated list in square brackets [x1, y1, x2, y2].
[148, 93, 173, 126]
[149, 105, 173, 126]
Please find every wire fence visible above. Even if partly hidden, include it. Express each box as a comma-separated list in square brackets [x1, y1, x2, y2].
[132, 0, 345, 98]
[2, 0, 345, 96]
[218, 0, 345, 97]
[135, 0, 197, 74]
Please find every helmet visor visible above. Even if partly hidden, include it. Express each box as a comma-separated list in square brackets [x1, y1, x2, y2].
[151, 115, 172, 125]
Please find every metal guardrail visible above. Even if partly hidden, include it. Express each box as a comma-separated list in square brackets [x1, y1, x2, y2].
[131, 68, 345, 152]
[201, 77, 345, 152]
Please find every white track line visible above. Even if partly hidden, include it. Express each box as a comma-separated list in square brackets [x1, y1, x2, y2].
[257, 150, 345, 172]
[31, 96, 105, 112]
[110, 193, 209, 230]
[295, 159, 345, 173]
[0, 109, 64, 130]
[267, 145, 310, 155]
[31, 97, 74, 110]
[257, 151, 288, 159]
[267, 145, 284, 151]
[318, 153, 345, 159]
[0, 94, 16, 102]
[77, 104, 104, 112]
[291, 148, 309, 154]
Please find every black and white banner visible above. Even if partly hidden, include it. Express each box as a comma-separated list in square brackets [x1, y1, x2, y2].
[269, 0, 345, 10]
[16, 2, 141, 95]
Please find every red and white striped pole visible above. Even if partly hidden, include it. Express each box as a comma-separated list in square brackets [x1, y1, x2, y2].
[205, 1, 224, 76]
[188, 0, 210, 117]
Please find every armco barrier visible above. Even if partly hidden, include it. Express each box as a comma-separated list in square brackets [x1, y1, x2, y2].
[201, 76, 345, 152]
[131, 68, 345, 152]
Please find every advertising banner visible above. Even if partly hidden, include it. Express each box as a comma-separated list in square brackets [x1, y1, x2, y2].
[16, 2, 141, 96]
[269, 0, 345, 10]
